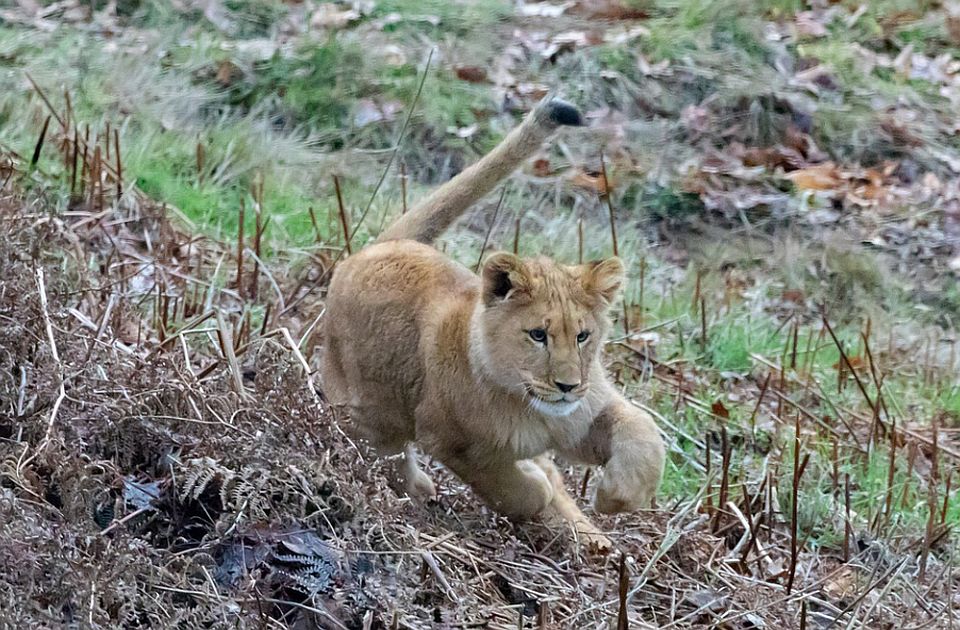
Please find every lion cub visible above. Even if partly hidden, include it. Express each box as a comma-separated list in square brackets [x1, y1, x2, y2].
[322, 97, 665, 549]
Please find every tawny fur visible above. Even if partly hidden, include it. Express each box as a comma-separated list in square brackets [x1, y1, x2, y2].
[322, 97, 665, 551]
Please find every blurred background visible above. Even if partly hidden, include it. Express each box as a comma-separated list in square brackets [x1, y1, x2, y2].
[1, 1, 959, 627]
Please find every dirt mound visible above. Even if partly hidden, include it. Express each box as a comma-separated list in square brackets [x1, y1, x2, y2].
[0, 172, 954, 628]
[0, 189, 672, 628]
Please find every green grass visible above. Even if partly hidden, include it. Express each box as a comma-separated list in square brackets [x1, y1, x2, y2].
[3, 0, 959, 560]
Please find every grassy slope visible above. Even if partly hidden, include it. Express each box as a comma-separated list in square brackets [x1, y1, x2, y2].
[2, 0, 959, 622]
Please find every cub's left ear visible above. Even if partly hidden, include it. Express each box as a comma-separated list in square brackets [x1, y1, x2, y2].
[580, 257, 624, 304]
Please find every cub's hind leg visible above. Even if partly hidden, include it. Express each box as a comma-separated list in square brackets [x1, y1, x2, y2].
[400, 443, 436, 500]
[442, 456, 555, 521]
[352, 415, 436, 502]
[322, 347, 434, 500]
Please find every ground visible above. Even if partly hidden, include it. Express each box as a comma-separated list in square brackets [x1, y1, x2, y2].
[1, 0, 959, 628]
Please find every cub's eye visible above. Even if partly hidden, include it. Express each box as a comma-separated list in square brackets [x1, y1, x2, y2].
[577, 330, 591, 343]
[528, 328, 548, 343]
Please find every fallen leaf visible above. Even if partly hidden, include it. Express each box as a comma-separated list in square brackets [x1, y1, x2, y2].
[454, 65, 488, 83]
[451, 124, 478, 139]
[949, 13, 960, 46]
[785, 162, 844, 191]
[781, 289, 805, 304]
[517, 1, 573, 17]
[794, 11, 828, 38]
[116, 317, 142, 345]
[353, 99, 401, 127]
[711, 400, 730, 419]
[822, 566, 858, 603]
[603, 25, 651, 45]
[541, 30, 601, 60]
[381, 44, 407, 66]
[532, 157, 552, 177]
[310, 3, 360, 29]
[214, 60, 241, 86]
[832, 355, 865, 371]
[123, 478, 162, 510]
[572, 0, 649, 20]
[568, 169, 611, 195]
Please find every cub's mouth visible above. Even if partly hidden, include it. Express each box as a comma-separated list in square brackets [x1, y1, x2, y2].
[523, 379, 585, 417]
[529, 396, 582, 417]
[524, 383, 584, 417]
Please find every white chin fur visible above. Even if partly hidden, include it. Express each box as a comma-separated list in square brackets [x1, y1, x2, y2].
[530, 397, 582, 417]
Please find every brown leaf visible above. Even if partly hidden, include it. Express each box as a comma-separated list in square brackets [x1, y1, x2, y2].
[948, 14, 960, 46]
[454, 65, 488, 83]
[572, 0, 649, 20]
[711, 400, 730, 419]
[781, 289, 806, 304]
[832, 356, 865, 371]
[532, 157, 552, 177]
[117, 317, 142, 345]
[784, 162, 844, 191]
[823, 566, 858, 602]
[569, 169, 611, 195]
[214, 60, 241, 87]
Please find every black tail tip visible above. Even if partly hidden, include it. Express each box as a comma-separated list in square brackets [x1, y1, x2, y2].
[544, 99, 585, 127]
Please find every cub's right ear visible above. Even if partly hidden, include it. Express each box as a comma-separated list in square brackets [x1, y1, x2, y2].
[481, 252, 531, 306]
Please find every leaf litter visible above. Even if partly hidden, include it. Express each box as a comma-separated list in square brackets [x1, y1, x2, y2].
[2, 0, 960, 627]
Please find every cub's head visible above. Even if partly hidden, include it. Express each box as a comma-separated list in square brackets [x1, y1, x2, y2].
[474, 252, 624, 417]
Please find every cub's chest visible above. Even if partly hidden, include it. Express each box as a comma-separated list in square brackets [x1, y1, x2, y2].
[498, 410, 592, 460]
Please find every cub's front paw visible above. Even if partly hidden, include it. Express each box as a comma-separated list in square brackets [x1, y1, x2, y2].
[574, 521, 614, 555]
[406, 469, 437, 501]
[594, 440, 665, 514]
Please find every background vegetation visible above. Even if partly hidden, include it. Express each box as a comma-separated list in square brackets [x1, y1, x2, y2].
[1, 0, 959, 627]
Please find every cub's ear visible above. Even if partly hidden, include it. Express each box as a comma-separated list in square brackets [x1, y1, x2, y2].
[581, 257, 624, 304]
[482, 252, 531, 306]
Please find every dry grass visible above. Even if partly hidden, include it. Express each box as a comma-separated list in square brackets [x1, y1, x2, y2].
[2, 1, 960, 627]
[1, 80, 958, 628]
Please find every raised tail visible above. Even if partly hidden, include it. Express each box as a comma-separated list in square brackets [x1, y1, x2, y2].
[376, 97, 584, 245]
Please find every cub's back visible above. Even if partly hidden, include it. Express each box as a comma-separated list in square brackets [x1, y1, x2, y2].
[322, 240, 478, 412]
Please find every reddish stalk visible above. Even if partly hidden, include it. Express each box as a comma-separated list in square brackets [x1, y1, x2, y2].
[114, 129, 122, 198]
[616, 553, 629, 630]
[70, 128, 79, 197]
[513, 215, 521, 256]
[400, 162, 408, 214]
[236, 198, 246, 295]
[196, 141, 205, 184]
[700, 297, 707, 352]
[844, 472, 851, 563]
[474, 187, 506, 273]
[333, 175, 352, 255]
[901, 444, 917, 510]
[712, 422, 731, 534]
[881, 416, 897, 536]
[822, 310, 885, 436]
[599, 152, 618, 257]
[30, 115, 51, 169]
[251, 198, 265, 301]
[307, 206, 322, 243]
[638, 258, 646, 328]
[786, 411, 804, 594]
[920, 416, 941, 581]
[942, 470, 953, 525]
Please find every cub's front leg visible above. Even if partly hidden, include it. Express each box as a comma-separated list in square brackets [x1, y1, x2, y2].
[568, 398, 665, 513]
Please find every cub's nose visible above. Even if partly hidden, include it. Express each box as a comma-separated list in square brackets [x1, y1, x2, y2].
[554, 381, 579, 393]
